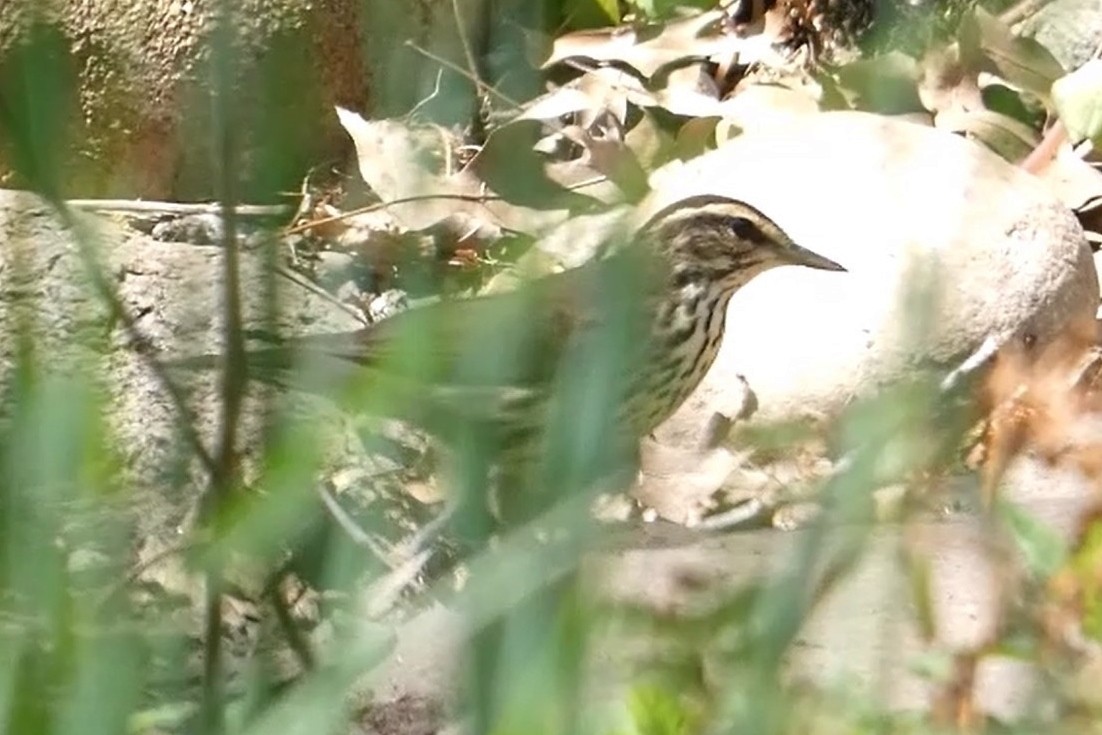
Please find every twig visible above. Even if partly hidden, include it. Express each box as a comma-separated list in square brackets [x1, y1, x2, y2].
[408, 69, 446, 120]
[275, 265, 367, 324]
[450, 0, 489, 105]
[94, 537, 199, 611]
[999, 0, 1055, 27]
[363, 548, 434, 619]
[267, 579, 316, 672]
[283, 178, 607, 237]
[317, 484, 454, 618]
[392, 500, 457, 560]
[1021, 120, 1067, 174]
[404, 40, 521, 110]
[198, 7, 249, 730]
[940, 334, 1004, 393]
[66, 199, 291, 218]
[316, 483, 398, 565]
[694, 498, 767, 531]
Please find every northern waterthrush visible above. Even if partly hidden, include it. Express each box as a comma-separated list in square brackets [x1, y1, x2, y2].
[209, 195, 844, 510]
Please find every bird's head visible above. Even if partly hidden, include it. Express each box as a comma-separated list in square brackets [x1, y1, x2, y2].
[642, 195, 845, 290]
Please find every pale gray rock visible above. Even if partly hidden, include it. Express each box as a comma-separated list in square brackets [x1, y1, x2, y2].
[641, 111, 1098, 449]
[0, 189, 364, 542]
[1016, 0, 1102, 72]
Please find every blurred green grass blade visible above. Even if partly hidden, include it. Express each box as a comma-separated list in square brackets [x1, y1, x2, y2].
[1000, 499, 1068, 578]
[626, 684, 694, 735]
[0, 20, 77, 201]
[58, 628, 145, 735]
[128, 702, 199, 734]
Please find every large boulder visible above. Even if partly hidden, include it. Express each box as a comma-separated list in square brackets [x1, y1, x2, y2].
[642, 111, 1098, 447]
[0, 0, 370, 198]
[0, 0, 548, 200]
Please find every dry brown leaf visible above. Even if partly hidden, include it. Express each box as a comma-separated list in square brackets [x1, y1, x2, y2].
[336, 106, 486, 230]
[335, 107, 447, 204]
[576, 67, 654, 123]
[957, 7, 1065, 103]
[716, 82, 820, 134]
[971, 325, 1102, 506]
[935, 108, 1040, 161]
[466, 118, 600, 210]
[543, 10, 771, 79]
[919, 45, 985, 118]
[623, 110, 676, 170]
[649, 63, 728, 118]
[572, 117, 649, 202]
[518, 86, 596, 122]
[336, 107, 575, 237]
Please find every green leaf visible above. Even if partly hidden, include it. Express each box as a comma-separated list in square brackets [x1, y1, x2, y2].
[831, 52, 924, 114]
[563, 0, 620, 29]
[593, 0, 621, 23]
[628, 684, 693, 735]
[630, 0, 715, 18]
[981, 82, 1046, 129]
[1000, 500, 1068, 578]
[957, 7, 1064, 102]
[1052, 59, 1102, 144]
[128, 702, 199, 734]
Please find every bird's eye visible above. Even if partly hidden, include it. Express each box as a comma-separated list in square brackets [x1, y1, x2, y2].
[726, 216, 762, 242]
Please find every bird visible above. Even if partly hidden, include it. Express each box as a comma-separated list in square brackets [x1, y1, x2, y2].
[195, 194, 844, 519]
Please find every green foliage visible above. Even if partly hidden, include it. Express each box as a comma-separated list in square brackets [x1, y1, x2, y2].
[1001, 500, 1069, 579]
[0, 1, 1100, 734]
[1053, 59, 1102, 145]
[0, 21, 77, 201]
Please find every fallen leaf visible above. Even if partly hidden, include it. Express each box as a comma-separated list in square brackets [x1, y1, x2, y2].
[518, 86, 596, 122]
[935, 107, 1040, 161]
[717, 82, 820, 132]
[543, 10, 742, 78]
[623, 109, 677, 169]
[919, 44, 984, 117]
[468, 118, 601, 210]
[674, 115, 720, 158]
[336, 107, 440, 202]
[958, 7, 1064, 103]
[336, 107, 574, 235]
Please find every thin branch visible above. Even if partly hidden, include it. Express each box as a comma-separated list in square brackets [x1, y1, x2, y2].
[66, 199, 291, 217]
[1020, 120, 1067, 174]
[451, 0, 489, 104]
[267, 579, 316, 672]
[94, 537, 199, 611]
[363, 548, 434, 619]
[198, 5, 249, 730]
[404, 40, 521, 109]
[316, 483, 397, 564]
[276, 265, 367, 324]
[999, 0, 1055, 26]
[408, 69, 446, 119]
[284, 177, 607, 237]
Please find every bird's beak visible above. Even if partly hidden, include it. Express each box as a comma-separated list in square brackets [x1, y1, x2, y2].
[785, 242, 846, 272]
